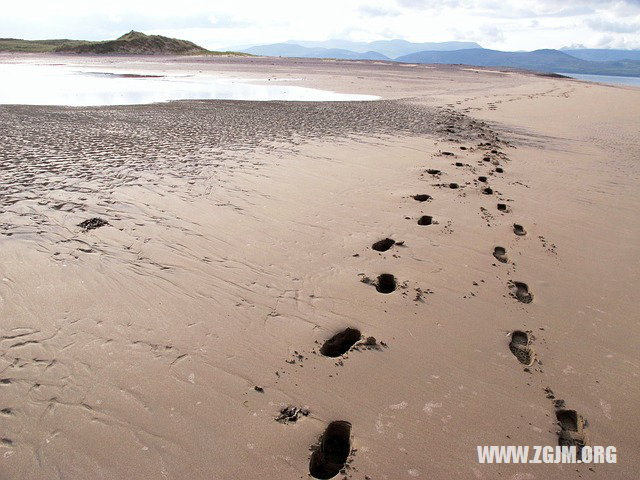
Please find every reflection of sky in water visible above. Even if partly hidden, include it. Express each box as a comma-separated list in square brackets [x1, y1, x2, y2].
[0, 64, 379, 106]
[556, 72, 640, 87]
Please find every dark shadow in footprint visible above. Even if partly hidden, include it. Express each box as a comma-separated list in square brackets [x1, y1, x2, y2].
[509, 330, 534, 366]
[455, 162, 464, 167]
[493, 246, 508, 263]
[495, 167, 504, 173]
[78, 218, 108, 231]
[372, 238, 395, 252]
[513, 224, 526, 236]
[497, 203, 508, 212]
[478, 176, 488, 182]
[483, 156, 491, 162]
[556, 410, 587, 450]
[442, 151, 454, 156]
[413, 194, 432, 202]
[449, 183, 459, 189]
[510, 281, 533, 303]
[320, 328, 362, 357]
[427, 169, 441, 175]
[309, 421, 352, 479]
[417, 216, 433, 226]
[376, 274, 396, 294]
[482, 187, 493, 195]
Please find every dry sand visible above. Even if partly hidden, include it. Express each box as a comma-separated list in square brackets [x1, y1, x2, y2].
[0, 54, 639, 480]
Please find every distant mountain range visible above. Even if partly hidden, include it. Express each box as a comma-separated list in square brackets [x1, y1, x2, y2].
[242, 39, 481, 60]
[240, 40, 640, 77]
[243, 43, 391, 60]
[560, 48, 640, 62]
[396, 48, 640, 76]
[284, 39, 482, 58]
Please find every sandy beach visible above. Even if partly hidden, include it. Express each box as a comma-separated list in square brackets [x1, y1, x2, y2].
[0, 54, 639, 480]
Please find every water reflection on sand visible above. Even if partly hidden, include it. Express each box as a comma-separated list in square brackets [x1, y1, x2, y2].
[0, 63, 379, 106]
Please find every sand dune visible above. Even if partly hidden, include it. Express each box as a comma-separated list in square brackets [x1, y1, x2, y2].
[0, 55, 638, 479]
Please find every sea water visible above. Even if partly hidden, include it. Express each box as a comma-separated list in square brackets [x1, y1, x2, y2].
[557, 72, 640, 87]
[0, 63, 379, 106]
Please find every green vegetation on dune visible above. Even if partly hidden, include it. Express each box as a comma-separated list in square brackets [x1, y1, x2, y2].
[0, 38, 91, 53]
[58, 30, 208, 54]
[0, 31, 248, 56]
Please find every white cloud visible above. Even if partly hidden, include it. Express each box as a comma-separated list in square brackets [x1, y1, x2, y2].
[479, 25, 505, 43]
[587, 17, 640, 33]
[1, 0, 639, 50]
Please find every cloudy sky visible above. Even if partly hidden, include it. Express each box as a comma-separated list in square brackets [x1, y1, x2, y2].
[2, 0, 639, 50]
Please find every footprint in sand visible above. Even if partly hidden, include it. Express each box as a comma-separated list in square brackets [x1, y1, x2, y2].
[556, 409, 588, 450]
[426, 169, 441, 175]
[482, 187, 493, 195]
[497, 203, 510, 212]
[493, 246, 508, 263]
[417, 215, 433, 226]
[509, 330, 535, 366]
[449, 183, 459, 189]
[412, 194, 432, 202]
[509, 281, 533, 303]
[495, 167, 504, 173]
[513, 224, 526, 236]
[309, 421, 352, 479]
[478, 176, 488, 183]
[376, 274, 397, 294]
[372, 238, 395, 252]
[455, 162, 464, 167]
[320, 328, 362, 357]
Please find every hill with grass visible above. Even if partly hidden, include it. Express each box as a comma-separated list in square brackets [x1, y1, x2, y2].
[0, 31, 243, 55]
[57, 31, 208, 54]
[0, 38, 90, 53]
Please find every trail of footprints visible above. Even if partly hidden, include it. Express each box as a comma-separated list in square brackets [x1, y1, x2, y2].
[448, 141, 589, 459]
[0, 110, 587, 477]
[268, 113, 589, 479]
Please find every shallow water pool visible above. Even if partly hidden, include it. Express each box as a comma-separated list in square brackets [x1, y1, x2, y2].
[0, 63, 379, 106]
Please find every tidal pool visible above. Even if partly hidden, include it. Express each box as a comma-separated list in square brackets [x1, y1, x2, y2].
[0, 63, 379, 106]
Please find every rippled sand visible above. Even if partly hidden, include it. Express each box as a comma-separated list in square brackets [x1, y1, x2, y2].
[0, 54, 639, 480]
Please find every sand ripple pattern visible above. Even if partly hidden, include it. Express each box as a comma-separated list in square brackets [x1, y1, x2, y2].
[0, 100, 446, 208]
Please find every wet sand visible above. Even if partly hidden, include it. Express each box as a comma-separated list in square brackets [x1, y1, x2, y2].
[0, 54, 639, 479]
